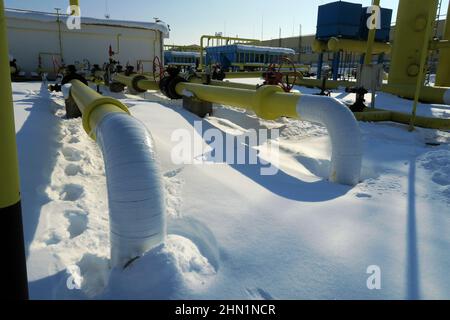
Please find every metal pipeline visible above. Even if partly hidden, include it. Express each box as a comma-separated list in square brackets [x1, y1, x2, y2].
[355, 108, 450, 130]
[327, 37, 391, 55]
[112, 73, 160, 93]
[68, 80, 166, 268]
[382, 84, 450, 105]
[174, 83, 362, 186]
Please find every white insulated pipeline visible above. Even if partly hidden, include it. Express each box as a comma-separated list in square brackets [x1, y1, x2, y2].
[297, 95, 362, 186]
[95, 112, 166, 268]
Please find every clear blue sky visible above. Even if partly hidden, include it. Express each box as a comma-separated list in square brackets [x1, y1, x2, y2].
[5, 0, 449, 45]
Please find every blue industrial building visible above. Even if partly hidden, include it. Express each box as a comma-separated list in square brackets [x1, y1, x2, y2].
[164, 51, 201, 68]
[315, 1, 392, 80]
[316, 1, 392, 42]
[205, 44, 295, 71]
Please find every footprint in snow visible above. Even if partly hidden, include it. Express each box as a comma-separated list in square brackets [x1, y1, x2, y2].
[62, 147, 83, 162]
[355, 193, 372, 199]
[64, 210, 89, 239]
[246, 288, 275, 300]
[164, 167, 184, 178]
[59, 184, 85, 201]
[65, 164, 83, 177]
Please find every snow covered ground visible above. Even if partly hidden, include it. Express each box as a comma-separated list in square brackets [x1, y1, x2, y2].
[12, 79, 450, 300]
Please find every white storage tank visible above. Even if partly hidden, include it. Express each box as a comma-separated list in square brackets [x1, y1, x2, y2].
[5, 8, 169, 73]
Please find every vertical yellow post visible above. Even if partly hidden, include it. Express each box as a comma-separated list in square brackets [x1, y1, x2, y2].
[69, 0, 79, 6]
[364, 0, 380, 65]
[389, 0, 439, 87]
[0, 0, 29, 299]
[409, 0, 438, 131]
[435, 5, 450, 87]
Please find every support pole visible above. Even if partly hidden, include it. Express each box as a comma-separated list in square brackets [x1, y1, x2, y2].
[435, 4, 450, 87]
[0, 0, 29, 299]
[364, 0, 380, 66]
[409, 0, 438, 131]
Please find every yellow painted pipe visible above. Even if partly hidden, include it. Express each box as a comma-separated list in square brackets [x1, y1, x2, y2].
[136, 78, 160, 91]
[429, 39, 450, 50]
[382, 84, 450, 104]
[389, 0, 439, 87]
[175, 82, 299, 120]
[435, 4, 450, 87]
[294, 78, 356, 89]
[112, 73, 160, 92]
[327, 37, 391, 55]
[188, 77, 259, 90]
[224, 72, 264, 79]
[69, 80, 130, 139]
[355, 108, 450, 130]
[312, 39, 328, 53]
[0, 0, 20, 208]
[69, 0, 79, 6]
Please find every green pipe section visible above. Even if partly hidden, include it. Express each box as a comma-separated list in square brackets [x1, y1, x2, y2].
[0, 1, 20, 208]
[435, 5, 450, 87]
[389, 0, 439, 87]
[70, 80, 129, 139]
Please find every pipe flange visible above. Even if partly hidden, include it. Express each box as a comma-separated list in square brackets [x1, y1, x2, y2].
[131, 75, 148, 93]
[82, 97, 130, 138]
[252, 85, 286, 120]
[167, 76, 188, 100]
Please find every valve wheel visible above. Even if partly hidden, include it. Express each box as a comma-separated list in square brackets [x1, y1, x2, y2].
[152, 56, 166, 83]
[263, 57, 299, 93]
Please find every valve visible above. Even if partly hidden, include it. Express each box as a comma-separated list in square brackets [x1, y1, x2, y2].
[152, 56, 168, 83]
[345, 86, 368, 112]
[261, 57, 300, 93]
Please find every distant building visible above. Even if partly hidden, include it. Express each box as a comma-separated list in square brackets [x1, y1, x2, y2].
[261, 20, 446, 66]
[5, 8, 170, 73]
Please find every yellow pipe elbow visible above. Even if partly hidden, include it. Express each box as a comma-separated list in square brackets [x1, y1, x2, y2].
[70, 80, 129, 138]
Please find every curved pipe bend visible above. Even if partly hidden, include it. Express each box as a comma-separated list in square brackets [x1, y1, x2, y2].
[296, 95, 363, 186]
[95, 112, 166, 268]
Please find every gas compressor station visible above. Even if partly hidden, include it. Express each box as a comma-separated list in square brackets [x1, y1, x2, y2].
[1, 0, 450, 301]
